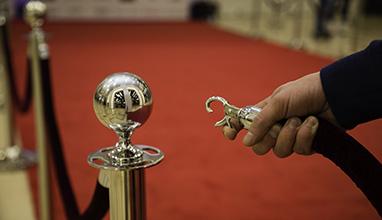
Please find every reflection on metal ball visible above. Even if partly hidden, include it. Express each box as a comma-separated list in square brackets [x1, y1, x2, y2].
[93, 72, 153, 135]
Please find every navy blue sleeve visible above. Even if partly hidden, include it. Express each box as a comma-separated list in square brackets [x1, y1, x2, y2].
[320, 40, 382, 129]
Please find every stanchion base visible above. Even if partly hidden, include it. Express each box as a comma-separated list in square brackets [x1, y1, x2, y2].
[0, 149, 37, 171]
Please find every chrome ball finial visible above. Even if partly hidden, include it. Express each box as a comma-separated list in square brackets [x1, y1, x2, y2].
[89, 72, 163, 169]
[93, 72, 153, 138]
[24, 1, 47, 28]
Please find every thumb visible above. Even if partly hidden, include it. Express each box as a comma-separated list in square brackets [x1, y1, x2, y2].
[243, 99, 286, 146]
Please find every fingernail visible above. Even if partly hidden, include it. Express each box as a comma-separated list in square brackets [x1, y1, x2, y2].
[307, 117, 319, 134]
[243, 132, 255, 146]
[287, 118, 301, 129]
[307, 117, 318, 127]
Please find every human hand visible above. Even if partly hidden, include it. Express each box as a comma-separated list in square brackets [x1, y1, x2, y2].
[223, 72, 338, 157]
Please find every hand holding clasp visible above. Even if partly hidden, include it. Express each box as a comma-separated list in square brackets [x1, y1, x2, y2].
[205, 96, 262, 130]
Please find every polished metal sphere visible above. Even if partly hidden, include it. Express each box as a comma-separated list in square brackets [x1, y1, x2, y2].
[93, 72, 153, 134]
[24, 1, 47, 28]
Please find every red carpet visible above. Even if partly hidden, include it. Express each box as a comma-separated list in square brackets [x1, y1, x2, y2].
[10, 22, 382, 219]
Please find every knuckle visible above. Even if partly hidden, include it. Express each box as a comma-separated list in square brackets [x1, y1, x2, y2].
[272, 85, 286, 95]
[285, 118, 301, 132]
[293, 141, 312, 155]
[269, 124, 281, 139]
[294, 146, 307, 154]
[252, 145, 269, 155]
[243, 140, 253, 147]
[273, 147, 289, 158]
[296, 149, 311, 155]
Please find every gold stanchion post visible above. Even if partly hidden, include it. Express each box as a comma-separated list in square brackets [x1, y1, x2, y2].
[24, 1, 51, 220]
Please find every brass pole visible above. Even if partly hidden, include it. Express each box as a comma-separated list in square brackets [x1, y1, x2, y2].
[25, 1, 50, 220]
[109, 169, 146, 220]
[0, 12, 14, 160]
[29, 30, 50, 220]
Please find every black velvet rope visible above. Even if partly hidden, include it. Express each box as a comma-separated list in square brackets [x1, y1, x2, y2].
[313, 119, 382, 216]
[1, 22, 32, 113]
[39, 58, 109, 220]
[81, 182, 110, 219]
